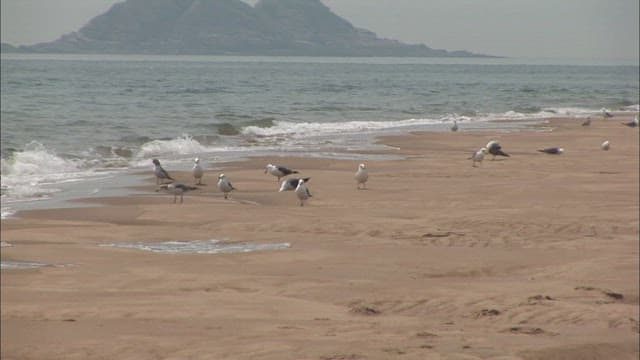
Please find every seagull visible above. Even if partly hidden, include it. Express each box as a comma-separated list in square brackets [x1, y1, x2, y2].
[537, 147, 564, 155]
[157, 183, 196, 204]
[265, 164, 299, 182]
[451, 120, 459, 132]
[601, 140, 610, 151]
[582, 117, 591, 126]
[354, 163, 369, 189]
[192, 157, 204, 185]
[217, 174, 235, 199]
[601, 108, 613, 119]
[279, 177, 311, 192]
[486, 140, 510, 160]
[622, 116, 638, 127]
[470, 148, 488, 167]
[294, 178, 312, 206]
[152, 158, 174, 184]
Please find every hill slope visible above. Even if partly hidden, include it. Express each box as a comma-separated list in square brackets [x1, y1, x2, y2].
[20, 0, 488, 57]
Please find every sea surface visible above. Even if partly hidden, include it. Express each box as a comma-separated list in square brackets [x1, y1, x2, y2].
[1, 54, 638, 218]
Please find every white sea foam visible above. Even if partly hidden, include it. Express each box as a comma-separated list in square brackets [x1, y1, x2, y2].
[242, 118, 444, 137]
[136, 135, 209, 158]
[1, 260, 50, 270]
[241, 108, 599, 139]
[100, 239, 291, 254]
[1, 142, 114, 207]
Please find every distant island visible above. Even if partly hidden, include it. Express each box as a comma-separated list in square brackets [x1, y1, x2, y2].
[1, 0, 493, 57]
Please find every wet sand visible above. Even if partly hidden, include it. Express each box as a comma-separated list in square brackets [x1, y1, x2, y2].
[2, 117, 638, 360]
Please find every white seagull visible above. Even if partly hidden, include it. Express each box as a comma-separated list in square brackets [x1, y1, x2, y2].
[601, 108, 614, 119]
[152, 158, 174, 185]
[486, 140, 510, 160]
[279, 177, 310, 192]
[354, 163, 369, 189]
[157, 183, 196, 204]
[265, 164, 299, 182]
[294, 178, 312, 206]
[192, 157, 204, 185]
[622, 116, 638, 128]
[601, 140, 610, 151]
[470, 148, 488, 167]
[217, 174, 236, 199]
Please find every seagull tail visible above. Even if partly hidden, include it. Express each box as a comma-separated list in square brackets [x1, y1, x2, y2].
[292, 170, 299, 174]
[496, 150, 510, 157]
[302, 177, 311, 183]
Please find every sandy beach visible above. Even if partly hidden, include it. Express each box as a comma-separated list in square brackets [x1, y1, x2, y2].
[2, 117, 638, 359]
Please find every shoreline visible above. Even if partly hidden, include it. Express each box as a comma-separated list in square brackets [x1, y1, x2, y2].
[0, 115, 591, 220]
[2, 116, 639, 360]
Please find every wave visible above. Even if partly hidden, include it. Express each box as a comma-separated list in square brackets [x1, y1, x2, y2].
[0, 142, 116, 205]
[135, 135, 209, 159]
[1, 141, 86, 179]
[241, 118, 443, 137]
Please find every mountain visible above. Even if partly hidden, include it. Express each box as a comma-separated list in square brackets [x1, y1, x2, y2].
[16, 0, 489, 57]
[1, 43, 28, 53]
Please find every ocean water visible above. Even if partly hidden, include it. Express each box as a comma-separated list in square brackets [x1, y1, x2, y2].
[1, 54, 638, 217]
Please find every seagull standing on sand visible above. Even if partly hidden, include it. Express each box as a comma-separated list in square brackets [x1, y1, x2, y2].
[354, 163, 369, 189]
[217, 174, 235, 199]
[265, 164, 299, 182]
[295, 178, 312, 206]
[601, 108, 613, 119]
[152, 158, 174, 184]
[582, 117, 591, 126]
[470, 148, 488, 167]
[538, 147, 564, 155]
[279, 177, 310, 192]
[158, 183, 196, 204]
[622, 116, 638, 127]
[192, 158, 204, 185]
[486, 140, 510, 160]
[451, 120, 459, 132]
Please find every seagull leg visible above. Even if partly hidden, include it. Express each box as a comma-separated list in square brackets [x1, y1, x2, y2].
[180, 194, 183, 204]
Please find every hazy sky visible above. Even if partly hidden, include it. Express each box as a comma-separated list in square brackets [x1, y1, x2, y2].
[1, 0, 638, 60]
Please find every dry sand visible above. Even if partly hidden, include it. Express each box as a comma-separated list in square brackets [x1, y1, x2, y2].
[2, 117, 638, 360]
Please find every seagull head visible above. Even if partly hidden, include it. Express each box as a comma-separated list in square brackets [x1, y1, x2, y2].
[480, 148, 488, 154]
[557, 148, 565, 154]
[359, 163, 366, 170]
[194, 157, 200, 164]
[152, 158, 160, 166]
[264, 164, 273, 174]
[218, 173, 226, 179]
